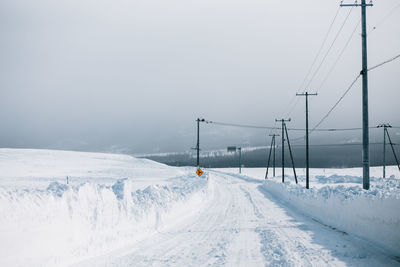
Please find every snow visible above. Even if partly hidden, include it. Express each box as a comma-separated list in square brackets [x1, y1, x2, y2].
[74, 169, 399, 267]
[0, 149, 209, 266]
[0, 148, 399, 266]
[0, 148, 185, 190]
[260, 178, 400, 256]
[221, 167, 400, 256]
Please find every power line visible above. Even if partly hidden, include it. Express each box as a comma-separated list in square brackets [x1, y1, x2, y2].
[204, 119, 394, 132]
[297, 6, 342, 94]
[368, 2, 400, 35]
[368, 53, 400, 71]
[270, 120, 278, 135]
[285, 97, 301, 118]
[286, 126, 385, 132]
[277, 142, 398, 148]
[282, 6, 354, 120]
[311, 73, 362, 133]
[282, 7, 342, 119]
[205, 120, 277, 130]
[310, 52, 400, 133]
[317, 19, 361, 93]
[285, 126, 399, 144]
[302, 6, 354, 93]
[254, 142, 399, 149]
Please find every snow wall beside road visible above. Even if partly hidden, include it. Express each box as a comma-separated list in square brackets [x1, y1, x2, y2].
[0, 176, 210, 267]
[261, 176, 400, 256]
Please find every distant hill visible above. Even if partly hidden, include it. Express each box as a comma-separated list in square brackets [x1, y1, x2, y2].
[140, 143, 398, 168]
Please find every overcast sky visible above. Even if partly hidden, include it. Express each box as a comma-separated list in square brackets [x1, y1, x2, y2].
[0, 0, 399, 154]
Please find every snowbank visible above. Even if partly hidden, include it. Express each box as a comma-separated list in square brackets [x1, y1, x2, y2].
[261, 176, 400, 256]
[0, 176, 209, 267]
[0, 149, 210, 267]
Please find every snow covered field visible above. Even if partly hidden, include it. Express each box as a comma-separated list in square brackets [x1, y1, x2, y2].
[0, 149, 399, 266]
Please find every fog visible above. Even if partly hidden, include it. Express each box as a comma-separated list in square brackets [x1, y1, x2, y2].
[0, 0, 399, 154]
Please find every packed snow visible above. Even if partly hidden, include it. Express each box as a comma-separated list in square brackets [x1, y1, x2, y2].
[0, 149, 399, 266]
[221, 167, 400, 256]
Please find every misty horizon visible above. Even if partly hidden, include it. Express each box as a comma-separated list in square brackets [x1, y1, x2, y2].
[0, 0, 399, 157]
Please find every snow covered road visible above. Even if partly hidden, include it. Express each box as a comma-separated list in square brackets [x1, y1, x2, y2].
[74, 170, 399, 267]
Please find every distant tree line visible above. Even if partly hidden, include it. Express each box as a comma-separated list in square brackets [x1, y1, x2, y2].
[141, 144, 398, 168]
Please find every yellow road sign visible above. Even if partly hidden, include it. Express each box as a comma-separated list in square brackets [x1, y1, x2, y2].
[196, 168, 204, 177]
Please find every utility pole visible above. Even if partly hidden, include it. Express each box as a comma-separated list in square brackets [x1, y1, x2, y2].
[272, 135, 277, 177]
[296, 92, 317, 189]
[378, 123, 390, 178]
[386, 128, 400, 173]
[196, 118, 205, 168]
[341, 0, 373, 190]
[238, 147, 242, 174]
[265, 134, 279, 179]
[378, 124, 400, 175]
[275, 119, 291, 183]
[265, 136, 273, 179]
[284, 124, 298, 184]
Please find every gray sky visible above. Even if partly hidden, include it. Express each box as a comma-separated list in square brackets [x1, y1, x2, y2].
[0, 0, 399, 154]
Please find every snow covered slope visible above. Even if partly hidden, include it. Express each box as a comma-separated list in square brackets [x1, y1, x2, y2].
[0, 149, 209, 267]
[0, 148, 186, 189]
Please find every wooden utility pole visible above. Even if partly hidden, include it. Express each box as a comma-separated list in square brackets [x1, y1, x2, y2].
[284, 124, 298, 184]
[275, 119, 291, 183]
[296, 92, 317, 189]
[341, 0, 373, 190]
[377, 124, 390, 178]
[378, 124, 400, 176]
[196, 118, 205, 167]
[238, 147, 242, 174]
[265, 134, 279, 179]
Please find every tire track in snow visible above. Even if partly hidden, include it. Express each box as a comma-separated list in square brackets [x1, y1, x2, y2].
[237, 182, 302, 266]
[216, 170, 395, 266]
[254, 183, 399, 266]
[212, 174, 265, 266]
[74, 172, 239, 266]
[239, 185, 264, 219]
[73, 170, 399, 267]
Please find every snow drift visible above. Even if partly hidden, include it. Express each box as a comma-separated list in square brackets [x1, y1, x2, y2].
[0, 149, 210, 267]
[261, 175, 400, 256]
[0, 176, 209, 267]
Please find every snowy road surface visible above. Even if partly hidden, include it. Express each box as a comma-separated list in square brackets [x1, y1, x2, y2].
[74, 170, 399, 267]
